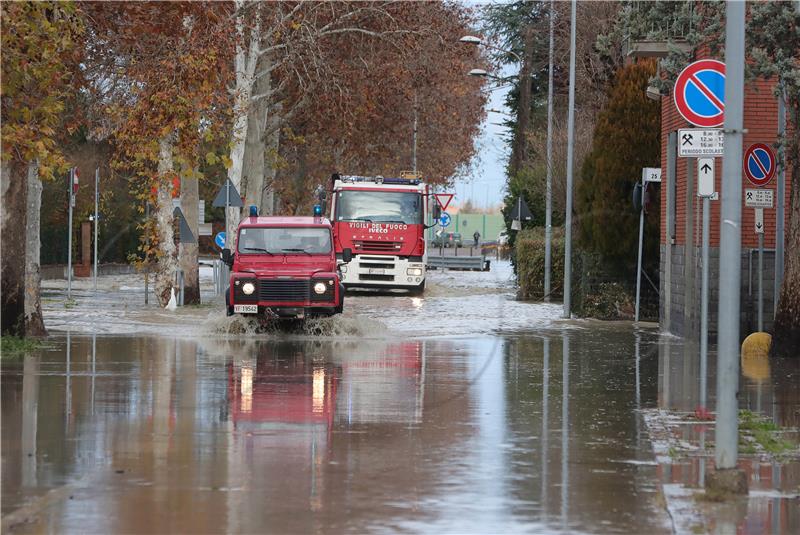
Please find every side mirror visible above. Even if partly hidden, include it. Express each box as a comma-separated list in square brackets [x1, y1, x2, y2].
[431, 202, 441, 221]
[342, 248, 353, 263]
[221, 248, 234, 267]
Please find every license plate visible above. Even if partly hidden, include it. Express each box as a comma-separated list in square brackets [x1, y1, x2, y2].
[368, 268, 385, 275]
[234, 304, 258, 314]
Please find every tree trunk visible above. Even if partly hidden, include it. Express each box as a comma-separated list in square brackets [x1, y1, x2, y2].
[1, 160, 28, 336]
[24, 161, 46, 336]
[226, 8, 260, 248]
[180, 173, 201, 305]
[154, 134, 178, 307]
[261, 107, 281, 215]
[241, 59, 270, 214]
[772, 123, 800, 357]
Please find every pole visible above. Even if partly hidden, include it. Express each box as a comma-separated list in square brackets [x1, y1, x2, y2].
[144, 203, 149, 305]
[700, 196, 710, 411]
[67, 167, 74, 300]
[93, 167, 99, 292]
[544, 0, 555, 303]
[715, 0, 745, 472]
[774, 87, 786, 314]
[634, 176, 645, 322]
[562, 0, 577, 319]
[413, 91, 418, 174]
[758, 231, 764, 331]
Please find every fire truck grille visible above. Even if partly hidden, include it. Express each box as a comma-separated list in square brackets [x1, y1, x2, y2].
[354, 240, 402, 252]
[258, 280, 309, 302]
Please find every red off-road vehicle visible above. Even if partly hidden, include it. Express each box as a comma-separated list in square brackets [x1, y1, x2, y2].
[221, 212, 351, 319]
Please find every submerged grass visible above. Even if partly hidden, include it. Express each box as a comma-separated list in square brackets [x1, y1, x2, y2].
[738, 409, 797, 456]
[1, 336, 44, 357]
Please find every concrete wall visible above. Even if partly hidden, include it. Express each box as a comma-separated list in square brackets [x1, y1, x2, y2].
[659, 244, 777, 339]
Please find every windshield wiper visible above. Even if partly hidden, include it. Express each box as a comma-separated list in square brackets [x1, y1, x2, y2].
[243, 247, 273, 255]
[281, 248, 312, 255]
[378, 220, 409, 224]
[339, 217, 373, 223]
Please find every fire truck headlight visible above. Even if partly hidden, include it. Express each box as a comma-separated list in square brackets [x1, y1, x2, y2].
[313, 282, 328, 295]
[407, 268, 423, 277]
[242, 282, 255, 295]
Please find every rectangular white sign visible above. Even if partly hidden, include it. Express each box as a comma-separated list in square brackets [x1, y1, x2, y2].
[697, 158, 715, 197]
[755, 208, 764, 234]
[744, 188, 774, 208]
[642, 167, 662, 183]
[678, 128, 724, 157]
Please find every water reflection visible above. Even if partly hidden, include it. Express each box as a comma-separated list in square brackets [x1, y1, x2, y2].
[656, 334, 800, 533]
[0, 328, 724, 533]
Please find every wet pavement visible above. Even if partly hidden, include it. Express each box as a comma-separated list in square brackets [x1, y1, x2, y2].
[3, 261, 799, 533]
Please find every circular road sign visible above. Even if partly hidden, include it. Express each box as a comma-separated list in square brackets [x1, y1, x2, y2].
[214, 232, 226, 249]
[743, 143, 776, 187]
[439, 212, 451, 228]
[674, 59, 726, 128]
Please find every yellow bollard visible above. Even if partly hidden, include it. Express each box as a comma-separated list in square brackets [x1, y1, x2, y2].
[741, 332, 772, 382]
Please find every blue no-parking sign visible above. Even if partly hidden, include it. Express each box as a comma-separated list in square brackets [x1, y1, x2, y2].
[674, 59, 726, 128]
[743, 143, 776, 187]
[214, 232, 226, 249]
[439, 212, 451, 228]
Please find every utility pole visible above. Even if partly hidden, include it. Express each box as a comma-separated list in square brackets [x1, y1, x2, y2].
[544, 0, 555, 302]
[563, 0, 577, 319]
[510, 24, 535, 178]
[634, 173, 645, 322]
[711, 0, 746, 492]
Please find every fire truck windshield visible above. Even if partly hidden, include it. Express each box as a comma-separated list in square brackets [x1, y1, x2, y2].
[237, 227, 332, 255]
[335, 191, 422, 225]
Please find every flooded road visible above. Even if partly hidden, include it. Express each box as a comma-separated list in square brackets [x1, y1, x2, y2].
[2, 329, 669, 534]
[4, 261, 798, 533]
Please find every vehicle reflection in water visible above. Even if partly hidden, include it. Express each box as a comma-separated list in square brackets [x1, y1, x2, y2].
[10, 327, 783, 533]
[656, 335, 800, 534]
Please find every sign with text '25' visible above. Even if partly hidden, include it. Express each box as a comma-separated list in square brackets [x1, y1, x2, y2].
[674, 60, 726, 128]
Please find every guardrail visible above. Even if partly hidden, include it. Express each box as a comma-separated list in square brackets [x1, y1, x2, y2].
[427, 255, 490, 271]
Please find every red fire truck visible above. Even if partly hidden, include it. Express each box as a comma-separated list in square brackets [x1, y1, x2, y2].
[221, 207, 352, 319]
[329, 173, 439, 294]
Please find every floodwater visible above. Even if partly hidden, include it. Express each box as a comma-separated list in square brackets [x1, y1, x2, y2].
[4, 261, 798, 533]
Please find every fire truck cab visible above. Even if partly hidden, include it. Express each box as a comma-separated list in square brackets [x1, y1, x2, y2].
[329, 173, 437, 293]
[221, 208, 351, 319]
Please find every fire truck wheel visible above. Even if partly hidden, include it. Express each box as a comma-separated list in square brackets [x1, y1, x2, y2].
[408, 281, 425, 296]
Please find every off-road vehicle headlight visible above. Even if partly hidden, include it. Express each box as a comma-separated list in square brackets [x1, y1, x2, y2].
[313, 282, 327, 294]
[242, 282, 255, 295]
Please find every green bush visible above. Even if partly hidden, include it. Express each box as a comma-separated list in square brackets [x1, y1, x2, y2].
[515, 227, 564, 301]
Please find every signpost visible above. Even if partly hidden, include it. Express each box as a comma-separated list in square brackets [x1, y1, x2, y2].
[212, 179, 243, 249]
[634, 168, 662, 322]
[678, 128, 725, 157]
[67, 167, 78, 300]
[696, 157, 716, 415]
[744, 188, 773, 332]
[93, 168, 99, 292]
[743, 143, 776, 187]
[674, 59, 726, 128]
